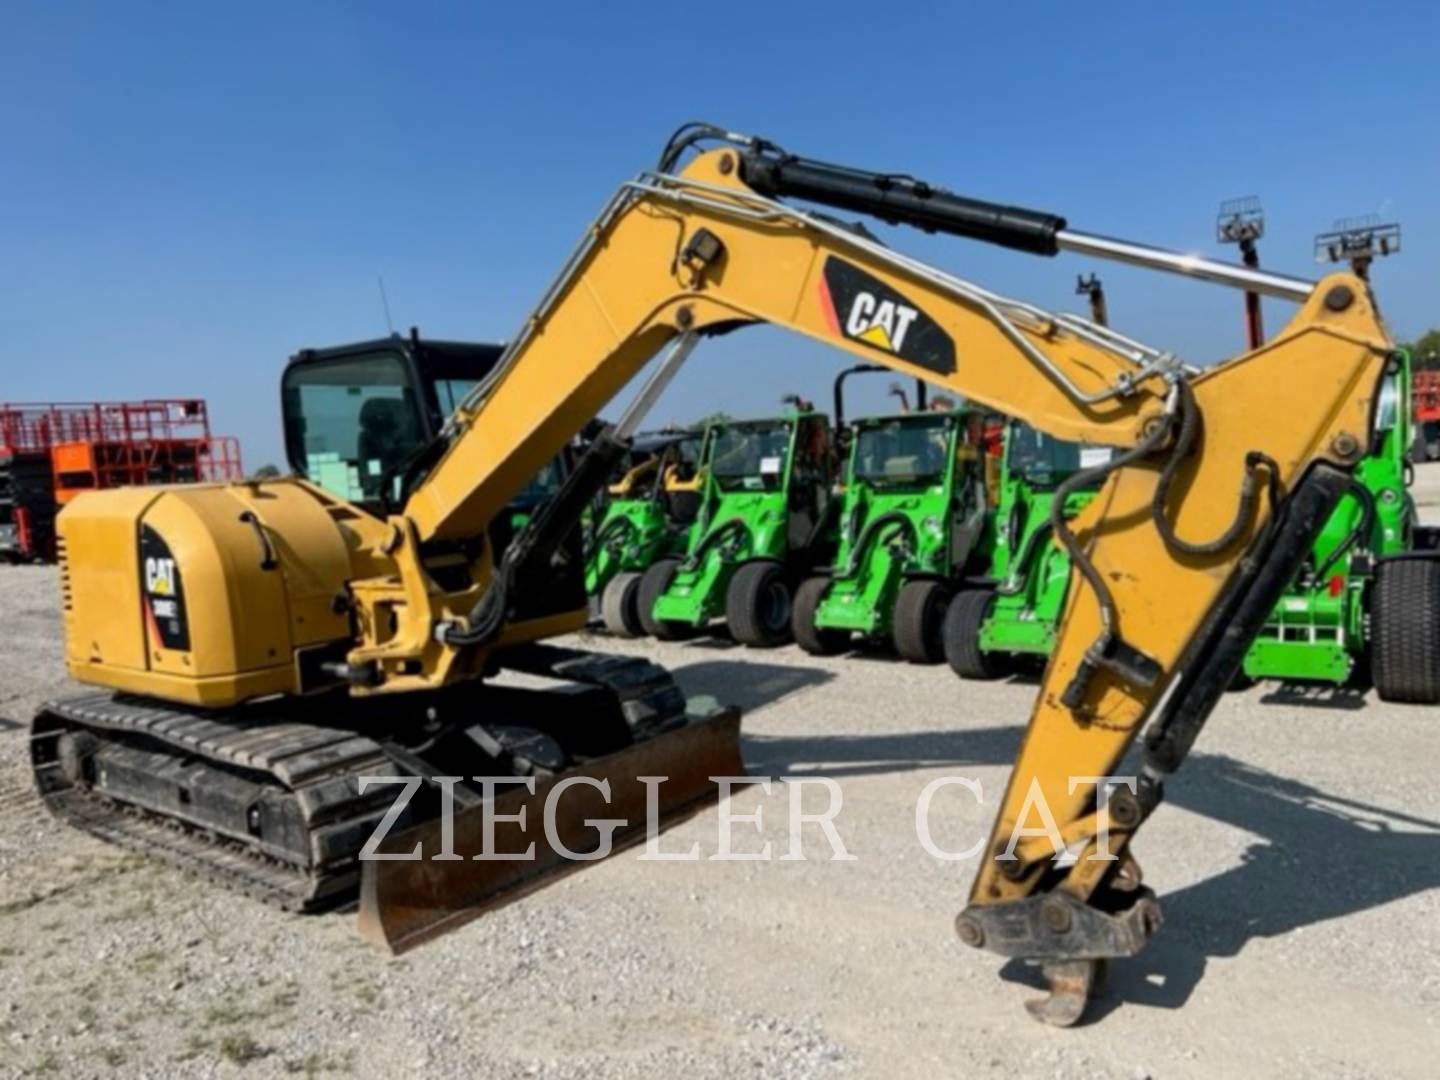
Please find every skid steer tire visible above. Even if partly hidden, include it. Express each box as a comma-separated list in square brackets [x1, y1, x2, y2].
[637, 558, 690, 641]
[727, 561, 794, 648]
[1370, 559, 1440, 704]
[601, 571, 644, 638]
[943, 589, 1008, 680]
[792, 576, 850, 656]
[893, 579, 950, 664]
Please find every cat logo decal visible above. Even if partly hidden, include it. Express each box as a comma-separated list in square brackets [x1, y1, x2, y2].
[817, 258, 956, 375]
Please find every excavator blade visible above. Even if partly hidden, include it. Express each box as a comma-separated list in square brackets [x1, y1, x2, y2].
[357, 707, 743, 953]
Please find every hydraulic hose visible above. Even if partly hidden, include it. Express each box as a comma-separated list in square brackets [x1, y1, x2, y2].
[657, 122, 745, 173]
[441, 426, 631, 648]
[1051, 392, 1178, 649]
[1054, 379, 1285, 707]
[836, 511, 917, 578]
[1150, 380, 1280, 558]
[995, 519, 1054, 597]
[681, 517, 750, 571]
[1311, 477, 1376, 585]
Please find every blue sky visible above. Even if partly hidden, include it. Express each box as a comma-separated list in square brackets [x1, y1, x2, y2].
[4, 1, 1437, 467]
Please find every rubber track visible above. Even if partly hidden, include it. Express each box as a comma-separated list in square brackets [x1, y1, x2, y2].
[32, 692, 392, 911]
[30, 649, 691, 912]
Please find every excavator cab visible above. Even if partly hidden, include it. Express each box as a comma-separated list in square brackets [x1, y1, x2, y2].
[283, 334, 508, 508]
[281, 334, 582, 624]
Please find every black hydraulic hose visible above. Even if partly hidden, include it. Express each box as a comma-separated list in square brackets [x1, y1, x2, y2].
[1150, 380, 1280, 558]
[1311, 478, 1376, 585]
[1054, 379, 1284, 707]
[1051, 412, 1174, 650]
[443, 426, 631, 648]
[995, 519, 1054, 597]
[451, 563, 509, 648]
[837, 511, 917, 578]
[681, 516, 750, 571]
[657, 122, 740, 173]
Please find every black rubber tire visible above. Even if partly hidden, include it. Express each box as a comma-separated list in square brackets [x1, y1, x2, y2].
[792, 576, 850, 656]
[943, 589, 1008, 680]
[727, 561, 794, 648]
[637, 557, 689, 641]
[1370, 559, 1440, 704]
[893, 579, 951, 664]
[600, 571, 644, 637]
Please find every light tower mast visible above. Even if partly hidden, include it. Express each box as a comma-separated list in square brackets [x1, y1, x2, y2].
[1217, 197, 1266, 350]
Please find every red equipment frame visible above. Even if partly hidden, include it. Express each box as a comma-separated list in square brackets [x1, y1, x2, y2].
[1416, 371, 1440, 425]
[0, 399, 244, 560]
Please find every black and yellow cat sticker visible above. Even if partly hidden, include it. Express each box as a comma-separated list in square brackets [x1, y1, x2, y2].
[140, 525, 190, 651]
[818, 257, 956, 375]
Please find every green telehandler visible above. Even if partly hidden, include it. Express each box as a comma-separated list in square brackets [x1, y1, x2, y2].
[586, 430, 703, 636]
[793, 367, 990, 662]
[639, 400, 838, 647]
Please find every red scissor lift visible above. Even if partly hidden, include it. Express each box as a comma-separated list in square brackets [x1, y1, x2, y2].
[0, 400, 243, 563]
[1416, 371, 1440, 461]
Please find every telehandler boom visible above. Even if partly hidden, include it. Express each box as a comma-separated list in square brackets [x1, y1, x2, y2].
[36, 123, 1393, 1025]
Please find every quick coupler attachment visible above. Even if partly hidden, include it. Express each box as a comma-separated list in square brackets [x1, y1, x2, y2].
[954, 886, 1162, 1027]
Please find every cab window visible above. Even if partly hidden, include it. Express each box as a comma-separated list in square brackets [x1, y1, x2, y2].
[283, 351, 423, 503]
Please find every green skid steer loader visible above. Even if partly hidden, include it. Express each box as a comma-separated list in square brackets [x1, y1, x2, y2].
[943, 421, 1107, 678]
[639, 401, 838, 647]
[585, 430, 703, 636]
[947, 356, 1440, 701]
[793, 397, 990, 662]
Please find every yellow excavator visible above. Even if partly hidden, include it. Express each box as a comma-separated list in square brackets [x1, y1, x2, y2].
[33, 122, 1393, 1025]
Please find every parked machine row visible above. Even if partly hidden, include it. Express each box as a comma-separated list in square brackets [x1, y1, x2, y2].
[570, 355, 1440, 703]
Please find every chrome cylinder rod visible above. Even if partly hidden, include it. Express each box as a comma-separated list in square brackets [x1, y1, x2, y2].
[1056, 230, 1314, 302]
[613, 332, 699, 440]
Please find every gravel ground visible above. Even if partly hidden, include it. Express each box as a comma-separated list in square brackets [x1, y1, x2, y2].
[2, 465, 1439, 1078]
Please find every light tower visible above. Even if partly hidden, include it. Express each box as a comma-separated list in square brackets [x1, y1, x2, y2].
[1216, 197, 1266, 349]
[1074, 273, 1108, 327]
[1314, 214, 1401, 280]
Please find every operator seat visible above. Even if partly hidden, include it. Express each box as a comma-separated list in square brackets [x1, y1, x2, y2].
[357, 396, 418, 497]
